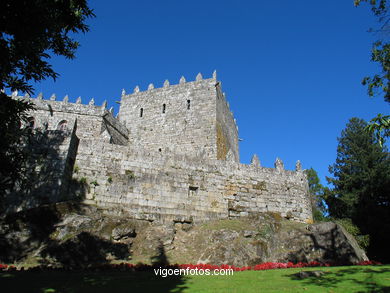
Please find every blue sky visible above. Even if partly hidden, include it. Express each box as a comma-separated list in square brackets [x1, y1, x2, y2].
[30, 0, 388, 185]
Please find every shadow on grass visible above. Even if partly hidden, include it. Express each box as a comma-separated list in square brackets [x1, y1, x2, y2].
[0, 212, 188, 292]
[288, 267, 390, 293]
[1, 239, 188, 293]
[0, 269, 188, 293]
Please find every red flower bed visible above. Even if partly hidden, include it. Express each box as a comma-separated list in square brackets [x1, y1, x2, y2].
[178, 261, 334, 271]
[356, 260, 382, 266]
[0, 260, 382, 272]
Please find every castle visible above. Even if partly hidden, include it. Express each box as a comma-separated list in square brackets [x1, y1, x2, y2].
[9, 72, 313, 223]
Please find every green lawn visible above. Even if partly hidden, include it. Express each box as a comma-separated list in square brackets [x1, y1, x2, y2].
[1, 265, 389, 293]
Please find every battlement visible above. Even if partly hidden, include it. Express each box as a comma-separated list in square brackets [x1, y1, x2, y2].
[118, 71, 239, 162]
[75, 139, 311, 223]
[5, 72, 313, 223]
[13, 92, 128, 145]
[12, 91, 114, 117]
[120, 71, 237, 129]
[121, 71, 215, 96]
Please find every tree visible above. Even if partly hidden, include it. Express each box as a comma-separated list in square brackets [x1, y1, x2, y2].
[354, 0, 390, 145]
[0, 0, 94, 93]
[305, 168, 327, 222]
[326, 117, 390, 262]
[0, 0, 94, 198]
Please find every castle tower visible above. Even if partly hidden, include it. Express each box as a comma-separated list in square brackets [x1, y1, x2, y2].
[118, 73, 239, 162]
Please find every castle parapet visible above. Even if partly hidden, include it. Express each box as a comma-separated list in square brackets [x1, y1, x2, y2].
[121, 71, 218, 98]
[13, 93, 110, 117]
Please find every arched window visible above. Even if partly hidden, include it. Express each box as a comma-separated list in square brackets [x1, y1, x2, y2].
[140, 108, 143, 117]
[26, 117, 35, 129]
[57, 120, 68, 131]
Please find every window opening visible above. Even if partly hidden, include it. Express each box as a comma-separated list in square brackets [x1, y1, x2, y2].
[187, 100, 191, 110]
[27, 117, 35, 129]
[57, 120, 68, 131]
[188, 186, 199, 196]
[140, 108, 143, 117]
[162, 104, 166, 113]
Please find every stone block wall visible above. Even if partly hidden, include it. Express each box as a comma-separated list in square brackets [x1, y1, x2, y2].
[8, 72, 313, 223]
[16, 94, 128, 145]
[74, 140, 312, 223]
[118, 73, 239, 161]
[215, 83, 239, 162]
[4, 123, 79, 214]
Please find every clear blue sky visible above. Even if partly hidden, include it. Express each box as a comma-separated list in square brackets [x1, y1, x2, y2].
[30, 0, 388, 185]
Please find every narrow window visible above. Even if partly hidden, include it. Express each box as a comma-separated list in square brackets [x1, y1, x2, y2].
[188, 186, 199, 196]
[162, 104, 166, 113]
[27, 117, 35, 129]
[187, 100, 191, 110]
[140, 108, 143, 117]
[57, 120, 68, 131]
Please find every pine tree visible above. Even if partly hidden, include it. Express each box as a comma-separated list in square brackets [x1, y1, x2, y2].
[305, 168, 327, 222]
[326, 117, 390, 262]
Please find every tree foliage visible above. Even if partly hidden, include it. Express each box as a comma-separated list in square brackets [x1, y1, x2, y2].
[305, 168, 328, 222]
[0, 0, 94, 93]
[326, 117, 390, 261]
[0, 98, 33, 195]
[0, 0, 94, 199]
[355, 0, 390, 145]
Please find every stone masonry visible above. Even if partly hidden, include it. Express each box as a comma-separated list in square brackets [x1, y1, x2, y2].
[10, 71, 313, 223]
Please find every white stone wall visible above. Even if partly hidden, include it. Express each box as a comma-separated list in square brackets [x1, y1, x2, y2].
[215, 83, 239, 162]
[18, 95, 128, 145]
[119, 76, 231, 160]
[75, 140, 313, 223]
[10, 75, 313, 224]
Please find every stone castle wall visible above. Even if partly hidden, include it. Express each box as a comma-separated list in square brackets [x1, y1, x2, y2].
[118, 73, 238, 161]
[8, 72, 313, 223]
[74, 139, 312, 223]
[215, 83, 239, 162]
[17, 93, 128, 145]
[4, 122, 79, 214]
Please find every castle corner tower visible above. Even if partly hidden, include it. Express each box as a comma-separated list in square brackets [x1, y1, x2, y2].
[118, 72, 239, 162]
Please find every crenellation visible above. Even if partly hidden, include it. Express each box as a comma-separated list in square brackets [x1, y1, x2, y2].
[295, 160, 302, 172]
[274, 157, 284, 172]
[7, 73, 313, 224]
[251, 154, 261, 167]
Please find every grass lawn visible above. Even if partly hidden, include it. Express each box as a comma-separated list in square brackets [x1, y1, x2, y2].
[1, 265, 389, 293]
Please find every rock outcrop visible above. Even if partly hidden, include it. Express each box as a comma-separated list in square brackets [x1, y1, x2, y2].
[0, 202, 367, 267]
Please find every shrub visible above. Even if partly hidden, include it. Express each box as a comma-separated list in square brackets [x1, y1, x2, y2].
[79, 177, 87, 185]
[335, 218, 370, 250]
[125, 170, 135, 179]
[90, 180, 99, 186]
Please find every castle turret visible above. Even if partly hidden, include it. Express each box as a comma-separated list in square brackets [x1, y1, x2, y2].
[118, 72, 239, 162]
